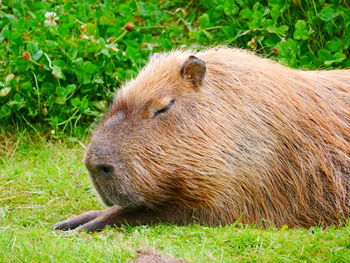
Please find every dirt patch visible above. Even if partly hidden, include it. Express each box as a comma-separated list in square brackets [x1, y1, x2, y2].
[131, 249, 184, 263]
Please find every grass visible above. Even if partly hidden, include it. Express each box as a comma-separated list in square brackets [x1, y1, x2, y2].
[0, 136, 350, 262]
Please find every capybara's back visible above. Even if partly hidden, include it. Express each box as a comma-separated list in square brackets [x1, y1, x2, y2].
[152, 48, 350, 228]
[56, 48, 350, 232]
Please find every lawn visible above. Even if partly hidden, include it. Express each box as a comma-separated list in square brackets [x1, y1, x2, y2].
[0, 136, 349, 262]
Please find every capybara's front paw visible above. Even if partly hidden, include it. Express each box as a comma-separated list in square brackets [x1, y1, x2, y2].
[53, 210, 103, 231]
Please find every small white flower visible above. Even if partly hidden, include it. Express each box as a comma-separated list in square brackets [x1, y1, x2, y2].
[44, 12, 59, 26]
[5, 74, 15, 82]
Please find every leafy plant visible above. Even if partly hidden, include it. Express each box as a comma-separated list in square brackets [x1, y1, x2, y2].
[0, 0, 349, 135]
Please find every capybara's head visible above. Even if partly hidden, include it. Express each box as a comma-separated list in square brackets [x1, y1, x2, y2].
[84, 48, 350, 227]
[84, 51, 217, 209]
[84, 49, 250, 211]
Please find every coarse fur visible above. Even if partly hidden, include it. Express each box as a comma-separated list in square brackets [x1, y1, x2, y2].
[57, 47, 350, 231]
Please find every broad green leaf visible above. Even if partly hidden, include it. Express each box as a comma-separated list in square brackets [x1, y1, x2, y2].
[125, 46, 138, 59]
[55, 96, 66, 105]
[294, 20, 309, 40]
[14, 93, 22, 102]
[267, 25, 289, 36]
[84, 62, 97, 74]
[324, 52, 346, 65]
[188, 12, 196, 22]
[52, 66, 63, 79]
[93, 100, 107, 110]
[81, 97, 89, 109]
[345, 59, 350, 68]
[53, 59, 65, 67]
[327, 38, 342, 52]
[99, 48, 111, 58]
[223, 0, 238, 16]
[275, 39, 299, 67]
[270, 7, 280, 22]
[32, 50, 43, 61]
[27, 42, 39, 55]
[70, 97, 81, 107]
[55, 87, 66, 97]
[66, 84, 77, 94]
[93, 78, 104, 84]
[318, 49, 332, 61]
[239, 9, 252, 20]
[268, 0, 284, 9]
[199, 14, 209, 28]
[0, 87, 11, 97]
[125, 46, 142, 64]
[263, 19, 274, 29]
[317, 5, 339, 22]
[0, 105, 11, 118]
[248, 11, 263, 30]
[159, 38, 172, 49]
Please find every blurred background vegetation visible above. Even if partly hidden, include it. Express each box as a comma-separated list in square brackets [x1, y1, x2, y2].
[1, 0, 349, 136]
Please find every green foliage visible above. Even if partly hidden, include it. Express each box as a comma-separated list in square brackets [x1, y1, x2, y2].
[0, 0, 349, 134]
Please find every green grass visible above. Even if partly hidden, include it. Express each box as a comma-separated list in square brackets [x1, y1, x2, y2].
[1, 137, 350, 262]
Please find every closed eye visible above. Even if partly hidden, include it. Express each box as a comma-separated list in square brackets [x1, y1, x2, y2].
[153, 98, 176, 118]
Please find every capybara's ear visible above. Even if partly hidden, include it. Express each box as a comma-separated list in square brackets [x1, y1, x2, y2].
[180, 55, 206, 89]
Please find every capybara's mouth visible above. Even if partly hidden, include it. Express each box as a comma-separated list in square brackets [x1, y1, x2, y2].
[111, 192, 142, 208]
[88, 171, 114, 206]
[94, 182, 115, 206]
[97, 179, 141, 208]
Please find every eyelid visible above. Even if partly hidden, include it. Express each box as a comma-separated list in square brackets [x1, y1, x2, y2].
[153, 98, 176, 118]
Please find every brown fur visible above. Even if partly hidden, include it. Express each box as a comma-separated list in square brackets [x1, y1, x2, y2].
[58, 48, 350, 231]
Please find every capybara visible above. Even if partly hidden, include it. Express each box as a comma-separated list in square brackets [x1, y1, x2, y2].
[53, 47, 350, 232]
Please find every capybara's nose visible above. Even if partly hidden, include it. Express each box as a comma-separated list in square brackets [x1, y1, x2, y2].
[95, 164, 114, 178]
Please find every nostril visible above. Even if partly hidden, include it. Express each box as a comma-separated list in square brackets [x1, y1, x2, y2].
[96, 164, 114, 178]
